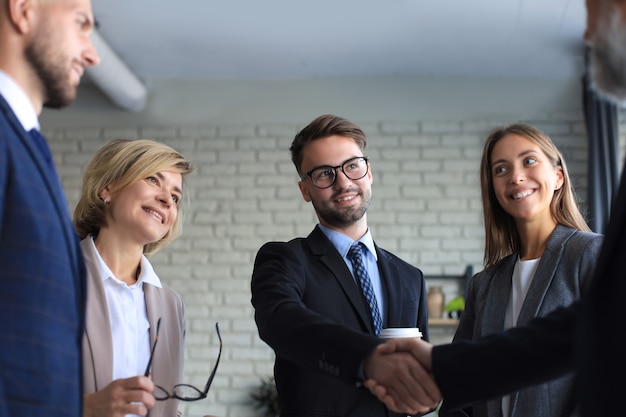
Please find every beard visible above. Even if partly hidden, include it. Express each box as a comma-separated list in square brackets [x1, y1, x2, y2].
[311, 187, 371, 228]
[589, 7, 626, 102]
[25, 24, 78, 109]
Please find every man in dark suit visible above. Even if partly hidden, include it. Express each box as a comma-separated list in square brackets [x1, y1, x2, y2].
[0, 0, 99, 415]
[251, 114, 433, 416]
[363, 1, 626, 415]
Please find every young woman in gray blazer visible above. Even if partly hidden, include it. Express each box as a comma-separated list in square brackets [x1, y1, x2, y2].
[73, 139, 193, 417]
[439, 123, 603, 417]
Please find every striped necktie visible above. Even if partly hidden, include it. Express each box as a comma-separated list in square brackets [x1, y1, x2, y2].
[347, 243, 383, 336]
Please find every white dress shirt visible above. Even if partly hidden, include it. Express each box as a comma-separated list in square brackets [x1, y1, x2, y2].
[0, 69, 39, 131]
[318, 224, 386, 324]
[87, 236, 163, 417]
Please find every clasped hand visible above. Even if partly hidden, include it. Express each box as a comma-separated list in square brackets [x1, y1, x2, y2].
[364, 338, 441, 415]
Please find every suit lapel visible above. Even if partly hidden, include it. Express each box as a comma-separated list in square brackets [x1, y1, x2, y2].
[306, 226, 375, 334]
[482, 256, 516, 335]
[144, 285, 160, 345]
[376, 247, 399, 328]
[516, 225, 576, 325]
[80, 238, 114, 390]
[0, 96, 82, 281]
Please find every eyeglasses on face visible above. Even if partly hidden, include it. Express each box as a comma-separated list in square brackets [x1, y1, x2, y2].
[301, 156, 369, 189]
[144, 319, 222, 402]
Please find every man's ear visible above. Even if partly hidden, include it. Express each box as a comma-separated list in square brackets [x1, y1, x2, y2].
[7, 0, 37, 35]
[298, 181, 312, 202]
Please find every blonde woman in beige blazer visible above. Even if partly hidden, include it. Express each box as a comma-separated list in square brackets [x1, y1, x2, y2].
[73, 139, 193, 417]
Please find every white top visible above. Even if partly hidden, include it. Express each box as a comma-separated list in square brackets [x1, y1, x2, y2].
[502, 256, 540, 417]
[505, 257, 540, 328]
[0, 70, 39, 131]
[87, 236, 163, 417]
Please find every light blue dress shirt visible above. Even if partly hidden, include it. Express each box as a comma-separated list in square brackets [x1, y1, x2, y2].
[318, 224, 386, 324]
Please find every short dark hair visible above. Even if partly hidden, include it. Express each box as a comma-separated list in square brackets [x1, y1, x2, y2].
[290, 114, 367, 176]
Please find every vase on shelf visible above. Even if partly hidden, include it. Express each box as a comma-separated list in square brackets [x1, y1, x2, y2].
[427, 286, 444, 319]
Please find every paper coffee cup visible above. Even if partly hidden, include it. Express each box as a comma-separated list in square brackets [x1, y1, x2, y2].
[379, 327, 422, 339]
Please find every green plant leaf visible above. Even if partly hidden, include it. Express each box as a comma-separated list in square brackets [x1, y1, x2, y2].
[444, 296, 465, 312]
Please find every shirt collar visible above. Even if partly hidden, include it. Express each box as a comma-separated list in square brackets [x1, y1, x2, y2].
[318, 224, 378, 260]
[88, 236, 163, 288]
[0, 70, 39, 131]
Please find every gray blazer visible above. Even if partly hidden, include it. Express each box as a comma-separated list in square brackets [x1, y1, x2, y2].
[80, 238, 186, 417]
[441, 225, 603, 417]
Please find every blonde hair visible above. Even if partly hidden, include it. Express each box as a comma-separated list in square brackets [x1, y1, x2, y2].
[480, 123, 591, 269]
[73, 139, 193, 256]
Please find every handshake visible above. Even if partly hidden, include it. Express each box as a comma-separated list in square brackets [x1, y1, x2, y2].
[363, 338, 442, 415]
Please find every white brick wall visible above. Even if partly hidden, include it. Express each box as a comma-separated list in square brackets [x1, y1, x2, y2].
[44, 110, 621, 417]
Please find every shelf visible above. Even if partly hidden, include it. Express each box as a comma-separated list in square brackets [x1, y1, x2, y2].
[428, 318, 459, 327]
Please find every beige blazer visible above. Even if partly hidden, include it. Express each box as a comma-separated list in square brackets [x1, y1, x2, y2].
[80, 238, 186, 417]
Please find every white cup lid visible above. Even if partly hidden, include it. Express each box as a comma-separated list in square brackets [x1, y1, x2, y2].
[379, 327, 423, 339]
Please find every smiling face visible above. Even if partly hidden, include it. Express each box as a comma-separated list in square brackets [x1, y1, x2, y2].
[489, 133, 564, 226]
[298, 135, 372, 233]
[25, 0, 100, 108]
[102, 170, 183, 247]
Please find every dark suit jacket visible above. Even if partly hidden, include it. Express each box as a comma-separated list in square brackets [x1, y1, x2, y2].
[0, 94, 86, 416]
[432, 170, 626, 417]
[251, 225, 429, 417]
[439, 225, 602, 417]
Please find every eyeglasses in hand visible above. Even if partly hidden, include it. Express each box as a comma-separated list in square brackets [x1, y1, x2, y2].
[144, 319, 222, 402]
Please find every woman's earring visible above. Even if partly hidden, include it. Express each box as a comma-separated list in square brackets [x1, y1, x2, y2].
[103, 198, 110, 206]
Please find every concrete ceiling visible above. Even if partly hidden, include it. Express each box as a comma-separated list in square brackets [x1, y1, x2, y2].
[91, 0, 588, 83]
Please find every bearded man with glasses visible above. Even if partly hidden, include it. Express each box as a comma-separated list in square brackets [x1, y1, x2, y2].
[251, 114, 434, 417]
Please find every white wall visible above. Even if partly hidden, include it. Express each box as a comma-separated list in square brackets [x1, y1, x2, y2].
[42, 75, 582, 126]
[41, 75, 593, 417]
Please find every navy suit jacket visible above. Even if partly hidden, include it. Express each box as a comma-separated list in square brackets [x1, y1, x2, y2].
[251, 225, 429, 417]
[0, 94, 86, 416]
[432, 168, 626, 416]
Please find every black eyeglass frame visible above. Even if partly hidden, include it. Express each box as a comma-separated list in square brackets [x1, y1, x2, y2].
[144, 320, 222, 402]
[144, 317, 162, 377]
[301, 156, 369, 189]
